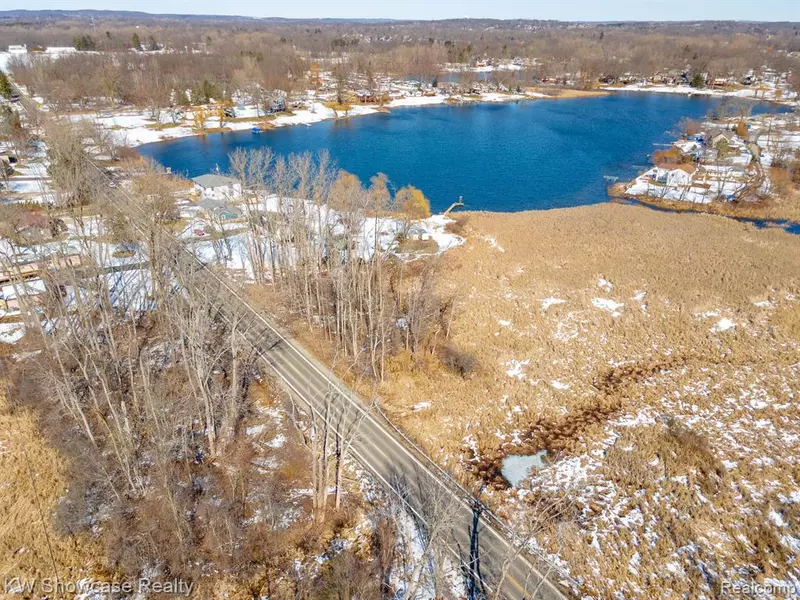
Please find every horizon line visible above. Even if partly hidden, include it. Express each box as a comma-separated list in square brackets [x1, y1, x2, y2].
[1, 8, 798, 24]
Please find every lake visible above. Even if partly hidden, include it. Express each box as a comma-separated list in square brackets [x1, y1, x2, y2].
[139, 93, 786, 214]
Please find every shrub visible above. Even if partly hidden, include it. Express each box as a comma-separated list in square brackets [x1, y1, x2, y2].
[397, 185, 431, 220]
[445, 214, 469, 235]
[652, 147, 682, 165]
[788, 154, 800, 186]
[678, 117, 701, 137]
[73, 34, 97, 51]
[441, 344, 476, 377]
[735, 120, 749, 140]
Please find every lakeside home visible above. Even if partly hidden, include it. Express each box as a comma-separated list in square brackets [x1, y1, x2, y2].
[191, 173, 242, 201]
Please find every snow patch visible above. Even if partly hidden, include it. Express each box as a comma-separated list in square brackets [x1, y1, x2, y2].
[541, 297, 566, 312]
[505, 359, 530, 380]
[711, 318, 736, 333]
[592, 297, 624, 317]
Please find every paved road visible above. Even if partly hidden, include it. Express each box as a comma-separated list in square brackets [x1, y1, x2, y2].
[13, 85, 572, 600]
[186, 267, 571, 600]
[160, 213, 571, 600]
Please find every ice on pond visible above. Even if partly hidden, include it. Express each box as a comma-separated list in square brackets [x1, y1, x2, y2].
[501, 450, 549, 486]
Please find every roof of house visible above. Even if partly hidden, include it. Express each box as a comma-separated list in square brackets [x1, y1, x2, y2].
[709, 130, 735, 142]
[198, 197, 225, 210]
[657, 163, 696, 174]
[198, 198, 243, 219]
[192, 174, 238, 189]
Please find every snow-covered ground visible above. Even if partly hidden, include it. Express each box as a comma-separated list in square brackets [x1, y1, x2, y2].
[0, 180, 464, 344]
[606, 81, 798, 104]
[184, 192, 464, 280]
[0, 46, 78, 72]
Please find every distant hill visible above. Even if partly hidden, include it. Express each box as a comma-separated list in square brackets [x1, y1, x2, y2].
[0, 9, 397, 24]
[0, 9, 794, 30]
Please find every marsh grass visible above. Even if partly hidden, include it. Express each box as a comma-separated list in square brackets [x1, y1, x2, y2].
[0, 385, 103, 587]
[379, 204, 800, 596]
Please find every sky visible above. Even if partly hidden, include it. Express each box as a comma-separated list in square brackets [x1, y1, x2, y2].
[10, 0, 800, 22]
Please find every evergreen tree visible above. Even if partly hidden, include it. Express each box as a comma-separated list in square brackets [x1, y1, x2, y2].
[0, 70, 13, 99]
[132, 32, 141, 50]
[73, 34, 97, 51]
[690, 73, 705, 88]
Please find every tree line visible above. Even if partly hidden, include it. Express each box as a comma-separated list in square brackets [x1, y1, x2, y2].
[4, 17, 799, 113]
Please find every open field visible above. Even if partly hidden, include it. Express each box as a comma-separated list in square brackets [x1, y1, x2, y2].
[375, 203, 800, 597]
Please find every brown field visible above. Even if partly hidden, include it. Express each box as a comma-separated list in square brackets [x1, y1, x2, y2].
[375, 203, 800, 598]
[526, 87, 612, 99]
[0, 382, 102, 591]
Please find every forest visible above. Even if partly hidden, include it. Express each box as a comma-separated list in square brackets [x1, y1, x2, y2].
[2, 12, 799, 112]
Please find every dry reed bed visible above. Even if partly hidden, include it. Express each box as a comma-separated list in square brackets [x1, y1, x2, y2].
[0, 382, 103, 590]
[379, 203, 800, 598]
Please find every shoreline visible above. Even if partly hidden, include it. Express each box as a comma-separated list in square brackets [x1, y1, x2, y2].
[608, 195, 800, 233]
[121, 86, 798, 233]
[99, 88, 607, 149]
[603, 82, 799, 105]
[108, 83, 794, 150]
[456, 200, 800, 235]
[608, 107, 800, 226]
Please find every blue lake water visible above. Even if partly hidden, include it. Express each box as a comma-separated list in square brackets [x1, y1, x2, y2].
[139, 93, 788, 214]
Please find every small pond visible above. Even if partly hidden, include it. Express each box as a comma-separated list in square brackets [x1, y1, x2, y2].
[501, 450, 549, 487]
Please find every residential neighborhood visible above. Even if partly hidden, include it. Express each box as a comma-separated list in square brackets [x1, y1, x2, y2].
[623, 112, 800, 211]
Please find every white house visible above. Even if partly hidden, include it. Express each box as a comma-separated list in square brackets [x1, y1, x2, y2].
[652, 164, 696, 187]
[191, 174, 242, 201]
[7, 45, 27, 55]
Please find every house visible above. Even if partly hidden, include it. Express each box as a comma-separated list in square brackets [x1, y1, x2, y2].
[653, 163, 696, 187]
[268, 94, 287, 113]
[198, 197, 243, 221]
[406, 224, 431, 240]
[7, 45, 27, 55]
[355, 90, 387, 104]
[191, 174, 242, 201]
[707, 130, 736, 149]
[16, 211, 54, 242]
